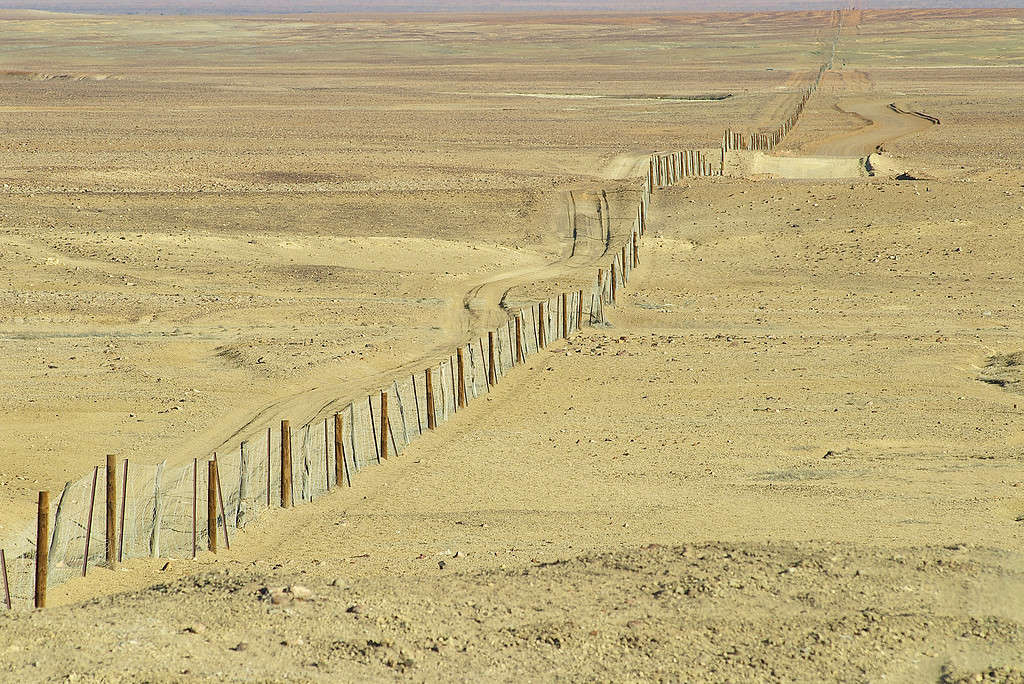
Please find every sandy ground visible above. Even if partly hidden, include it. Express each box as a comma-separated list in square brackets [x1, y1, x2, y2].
[2, 7, 1024, 682]
[7, 171, 1024, 681]
[0, 9, 833, 534]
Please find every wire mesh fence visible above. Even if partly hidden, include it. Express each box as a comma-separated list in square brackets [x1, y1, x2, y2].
[0, 49, 830, 605]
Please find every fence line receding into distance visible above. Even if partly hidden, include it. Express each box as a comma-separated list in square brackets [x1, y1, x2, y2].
[0, 19, 841, 608]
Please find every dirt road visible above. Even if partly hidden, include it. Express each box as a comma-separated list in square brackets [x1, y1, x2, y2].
[805, 98, 937, 157]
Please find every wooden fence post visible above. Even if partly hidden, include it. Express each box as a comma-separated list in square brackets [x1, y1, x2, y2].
[488, 331, 497, 385]
[34, 491, 48, 609]
[425, 368, 436, 429]
[561, 292, 568, 338]
[611, 262, 618, 304]
[412, 373, 422, 433]
[515, 315, 524, 364]
[380, 391, 389, 460]
[450, 353, 459, 406]
[212, 453, 230, 549]
[334, 412, 349, 487]
[281, 420, 292, 508]
[192, 457, 197, 559]
[538, 302, 546, 347]
[82, 465, 98, 577]
[265, 427, 271, 507]
[1, 549, 10, 610]
[477, 338, 489, 391]
[577, 289, 584, 329]
[457, 347, 467, 407]
[105, 454, 116, 569]
[207, 460, 217, 553]
[324, 418, 331, 491]
[118, 459, 128, 563]
[369, 395, 380, 463]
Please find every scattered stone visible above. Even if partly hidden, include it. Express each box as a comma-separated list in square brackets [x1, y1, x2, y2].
[289, 585, 313, 601]
[183, 624, 207, 634]
[438, 560, 447, 570]
[231, 642, 248, 652]
[346, 604, 365, 614]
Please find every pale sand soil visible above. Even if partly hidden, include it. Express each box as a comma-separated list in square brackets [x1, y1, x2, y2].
[2, 544, 1021, 682]
[9, 175, 1022, 680]
[2, 9, 1024, 681]
[0, 10, 838, 534]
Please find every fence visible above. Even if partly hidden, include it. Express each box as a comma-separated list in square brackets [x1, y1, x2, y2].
[0, 172, 652, 609]
[722, 15, 840, 154]
[0, 18, 842, 610]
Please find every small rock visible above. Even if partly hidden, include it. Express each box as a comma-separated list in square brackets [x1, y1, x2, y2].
[183, 624, 207, 634]
[438, 560, 447, 570]
[269, 589, 291, 605]
[289, 585, 313, 601]
[346, 604, 365, 614]
[453, 551, 464, 559]
[232, 642, 248, 652]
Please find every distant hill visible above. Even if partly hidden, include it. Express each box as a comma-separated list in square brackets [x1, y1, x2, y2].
[1, 0, 1022, 15]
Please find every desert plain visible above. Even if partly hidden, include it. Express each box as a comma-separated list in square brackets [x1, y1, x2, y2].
[0, 6, 1023, 682]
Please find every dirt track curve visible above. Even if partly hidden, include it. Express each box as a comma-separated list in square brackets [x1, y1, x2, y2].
[806, 97, 937, 157]
[208, 178, 640, 457]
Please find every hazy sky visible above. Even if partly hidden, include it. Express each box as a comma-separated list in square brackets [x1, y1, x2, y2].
[0, 0, 1020, 12]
